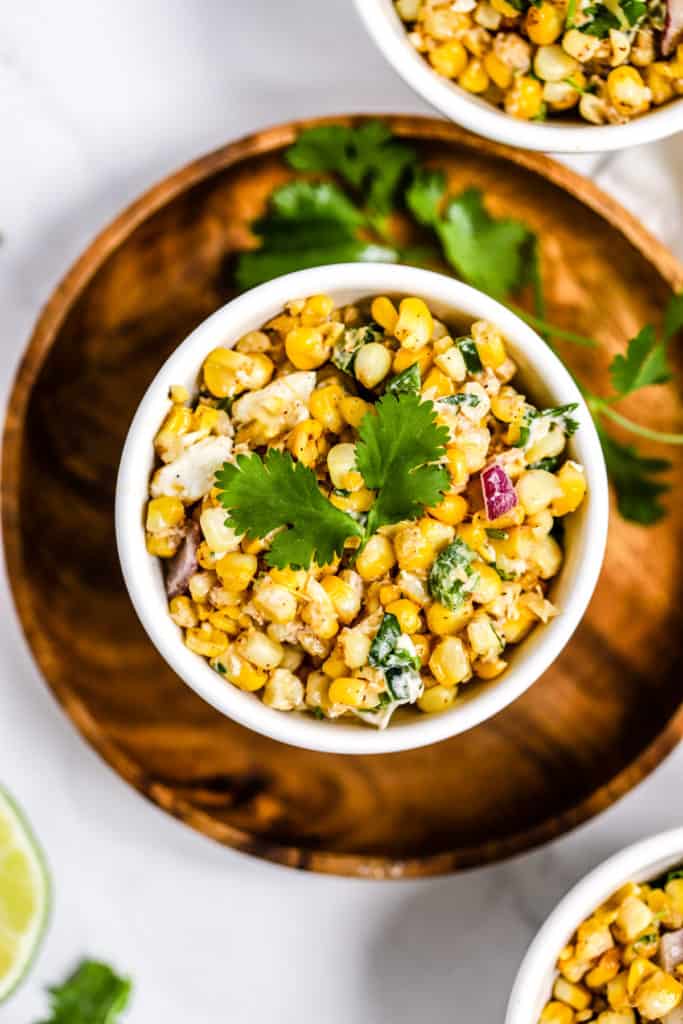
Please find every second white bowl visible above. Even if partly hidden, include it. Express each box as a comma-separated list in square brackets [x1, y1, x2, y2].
[115, 263, 608, 755]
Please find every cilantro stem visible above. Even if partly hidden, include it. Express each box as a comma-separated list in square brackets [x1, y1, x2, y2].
[592, 402, 683, 445]
[507, 303, 598, 348]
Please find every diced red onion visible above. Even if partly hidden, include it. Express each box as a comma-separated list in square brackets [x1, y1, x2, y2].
[481, 463, 518, 522]
[660, 928, 683, 974]
[663, 0, 683, 54]
[165, 521, 200, 598]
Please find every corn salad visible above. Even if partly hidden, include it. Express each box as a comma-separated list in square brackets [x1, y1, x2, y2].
[145, 293, 586, 727]
[395, 0, 683, 123]
[539, 869, 683, 1023]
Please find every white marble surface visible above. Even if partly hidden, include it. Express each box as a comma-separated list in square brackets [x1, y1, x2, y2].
[0, 2, 681, 1021]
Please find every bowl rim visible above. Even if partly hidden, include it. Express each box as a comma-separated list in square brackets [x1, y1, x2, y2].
[353, 0, 683, 154]
[505, 827, 683, 1023]
[115, 262, 609, 755]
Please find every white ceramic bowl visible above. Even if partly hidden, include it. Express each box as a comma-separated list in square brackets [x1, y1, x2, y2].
[115, 263, 608, 755]
[354, 0, 683, 153]
[506, 828, 683, 1023]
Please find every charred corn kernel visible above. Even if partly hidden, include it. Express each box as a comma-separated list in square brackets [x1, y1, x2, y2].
[418, 684, 456, 714]
[203, 348, 250, 398]
[471, 563, 503, 604]
[429, 39, 469, 78]
[309, 382, 345, 432]
[395, 297, 433, 350]
[428, 493, 468, 525]
[552, 462, 587, 516]
[586, 950, 621, 990]
[517, 469, 563, 516]
[322, 651, 348, 679]
[185, 623, 229, 658]
[474, 329, 507, 369]
[339, 395, 373, 428]
[446, 446, 469, 487]
[491, 0, 520, 16]
[355, 342, 393, 388]
[169, 384, 189, 404]
[385, 599, 422, 634]
[426, 601, 474, 636]
[534, 44, 579, 82]
[262, 669, 304, 710]
[155, 404, 193, 453]
[430, 637, 471, 687]
[146, 532, 180, 558]
[241, 535, 268, 555]
[456, 519, 488, 554]
[169, 595, 198, 628]
[285, 326, 330, 369]
[188, 571, 213, 604]
[607, 66, 651, 115]
[321, 575, 361, 624]
[394, 523, 435, 572]
[219, 651, 267, 692]
[459, 58, 489, 93]
[238, 630, 284, 670]
[434, 344, 467, 381]
[562, 28, 601, 62]
[531, 534, 563, 578]
[608, 972, 631, 1012]
[553, 979, 591, 1012]
[474, 656, 507, 679]
[422, 367, 454, 398]
[491, 386, 525, 423]
[327, 443, 363, 491]
[412, 634, 432, 665]
[146, 496, 185, 532]
[215, 552, 258, 592]
[269, 568, 306, 590]
[501, 607, 537, 644]
[576, 919, 615, 962]
[199, 507, 241, 554]
[330, 487, 375, 514]
[540, 1003, 576, 1024]
[525, 427, 566, 465]
[300, 293, 335, 325]
[484, 50, 513, 88]
[634, 969, 682, 1018]
[371, 296, 398, 332]
[288, 418, 323, 466]
[617, 898, 654, 943]
[329, 676, 377, 709]
[197, 542, 217, 570]
[356, 535, 396, 581]
[379, 584, 402, 606]
[419, 517, 454, 551]
[526, 2, 563, 44]
[235, 329, 271, 353]
[645, 63, 674, 105]
[505, 75, 544, 118]
[543, 79, 582, 110]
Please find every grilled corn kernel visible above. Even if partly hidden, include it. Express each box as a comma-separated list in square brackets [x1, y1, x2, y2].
[169, 595, 198, 628]
[531, 534, 563, 578]
[553, 979, 591, 1012]
[423, 367, 454, 398]
[379, 583, 402, 606]
[418, 684, 456, 713]
[562, 28, 601, 62]
[429, 39, 469, 77]
[146, 533, 180, 558]
[491, 0, 520, 16]
[355, 342, 393, 388]
[238, 629, 284, 670]
[426, 601, 474, 636]
[329, 676, 378, 709]
[215, 552, 258, 592]
[207, 609, 240, 635]
[262, 669, 304, 711]
[393, 345, 433, 376]
[500, 607, 537, 644]
[434, 344, 467, 381]
[218, 651, 267, 692]
[607, 66, 651, 115]
[517, 469, 563, 515]
[634, 969, 682, 1019]
[321, 575, 362, 624]
[459, 58, 490, 93]
[645, 62, 675, 105]
[428, 493, 468, 525]
[199, 506, 242, 554]
[356, 535, 396, 581]
[339, 395, 373, 428]
[491, 386, 525, 423]
[456, 519, 488, 554]
[395, 297, 434, 350]
[412, 634, 432, 665]
[309, 382, 345, 432]
[371, 296, 398, 332]
[586, 949, 621, 990]
[446, 446, 469, 487]
[330, 487, 375, 513]
[169, 384, 189, 403]
[327, 443, 363, 491]
[430, 637, 471, 686]
[474, 656, 507, 679]
[540, 1003, 576, 1024]
[525, 427, 566, 465]
[185, 623, 229, 658]
[285, 326, 331, 369]
[552, 462, 587, 516]
[526, 2, 563, 44]
[484, 50, 513, 88]
[385, 599, 422, 634]
[288, 418, 323, 466]
[472, 321, 507, 368]
[146, 496, 185, 532]
[505, 75, 544, 118]
[471, 563, 503, 604]
[322, 650, 348, 679]
[300, 293, 335, 325]
[394, 523, 435, 572]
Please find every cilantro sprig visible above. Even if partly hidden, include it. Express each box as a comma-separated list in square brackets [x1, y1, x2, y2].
[38, 960, 131, 1024]
[216, 392, 448, 569]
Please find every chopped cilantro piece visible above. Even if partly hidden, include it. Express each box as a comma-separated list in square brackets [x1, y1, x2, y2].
[39, 960, 131, 1024]
[486, 528, 509, 540]
[385, 361, 421, 396]
[368, 613, 421, 701]
[456, 337, 483, 373]
[428, 537, 479, 611]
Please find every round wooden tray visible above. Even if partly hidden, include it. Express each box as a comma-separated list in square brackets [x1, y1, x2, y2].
[4, 115, 683, 879]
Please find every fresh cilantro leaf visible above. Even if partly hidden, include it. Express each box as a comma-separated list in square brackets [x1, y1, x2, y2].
[456, 337, 483, 373]
[527, 455, 561, 472]
[581, 5, 621, 36]
[428, 537, 479, 610]
[385, 361, 421, 395]
[621, 0, 647, 23]
[285, 121, 417, 213]
[235, 181, 398, 289]
[664, 292, 683, 340]
[543, 403, 580, 436]
[355, 392, 449, 534]
[494, 564, 518, 581]
[369, 613, 421, 701]
[609, 325, 672, 396]
[598, 426, 670, 524]
[667, 869, 683, 883]
[216, 396, 233, 413]
[39, 960, 131, 1024]
[215, 449, 363, 569]
[438, 392, 481, 410]
[312, 706, 325, 720]
[407, 179, 535, 299]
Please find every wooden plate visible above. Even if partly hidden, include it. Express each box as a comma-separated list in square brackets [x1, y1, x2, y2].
[4, 115, 683, 879]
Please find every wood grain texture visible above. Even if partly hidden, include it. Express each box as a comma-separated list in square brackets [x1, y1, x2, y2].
[3, 115, 683, 878]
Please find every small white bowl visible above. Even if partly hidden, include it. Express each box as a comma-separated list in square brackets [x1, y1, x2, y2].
[353, 0, 683, 153]
[506, 828, 683, 1023]
[115, 263, 608, 755]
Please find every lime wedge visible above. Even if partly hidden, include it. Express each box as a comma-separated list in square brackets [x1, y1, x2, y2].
[0, 788, 50, 1003]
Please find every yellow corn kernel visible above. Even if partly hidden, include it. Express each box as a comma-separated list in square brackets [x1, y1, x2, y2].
[426, 601, 474, 636]
[146, 533, 180, 558]
[393, 523, 435, 572]
[429, 637, 471, 687]
[371, 296, 399, 332]
[235, 330, 271, 353]
[412, 634, 432, 665]
[505, 75, 544, 119]
[551, 461, 587, 516]
[607, 66, 650, 116]
[207, 609, 240, 635]
[586, 949, 621, 990]
[185, 624, 229, 658]
[253, 582, 298, 624]
[146, 496, 185, 533]
[285, 326, 331, 369]
[196, 542, 217, 570]
[221, 652, 267, 692]
[330, 488, 375, 514]
[327, 442, 363, 491]
[288, 418, 323, 467]
[645, 62, 674, 105]
[215, 552, 258, 592]
[379, 583, 402, 606]
[328, 676, 378, 709]
[458, 59, 490, 94]
[169, 595, 199, 628]
[484, 50, 513, 88]
[269, 568, 306, 590]
[155, 404, 193, 448]
[474, 331, 507, 370]
[241, 535, 268, 555]
[471, 563, 503, 604]
[429, 39, 469, 78]
[553, 978, 591, 1012]
[300, 293, 335, 326]
[633, 968, 682, 1019]
[526, 2, 563, 44]
[456, 519, 488, 555]
[169, 384, 189, 404]
[491, 0, 520, 14]
[517, 469, 563, 516]
[419, 517, 454, 551]
[418, 684, 456, 714]
[422, 367, 454, 398]
[385, 599, 422, 634]
[203, 348, 247, 398]
[446, 446, 469, 487]
[339, 395, 373, 429]
[356, 534, 396, 581]
[309, 382, 345, 433]
[395, 297, 434, 350]
[474, 657, 507, 679]
[321, 575, 361, 624]
[322, 650, 348, 679]
[539, 1003, 575, 1024]
[428, 493, 468, 526]
[392, 344, 433, 376]
[491, 386, 525, 423]
[500, 607, 537, 644]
